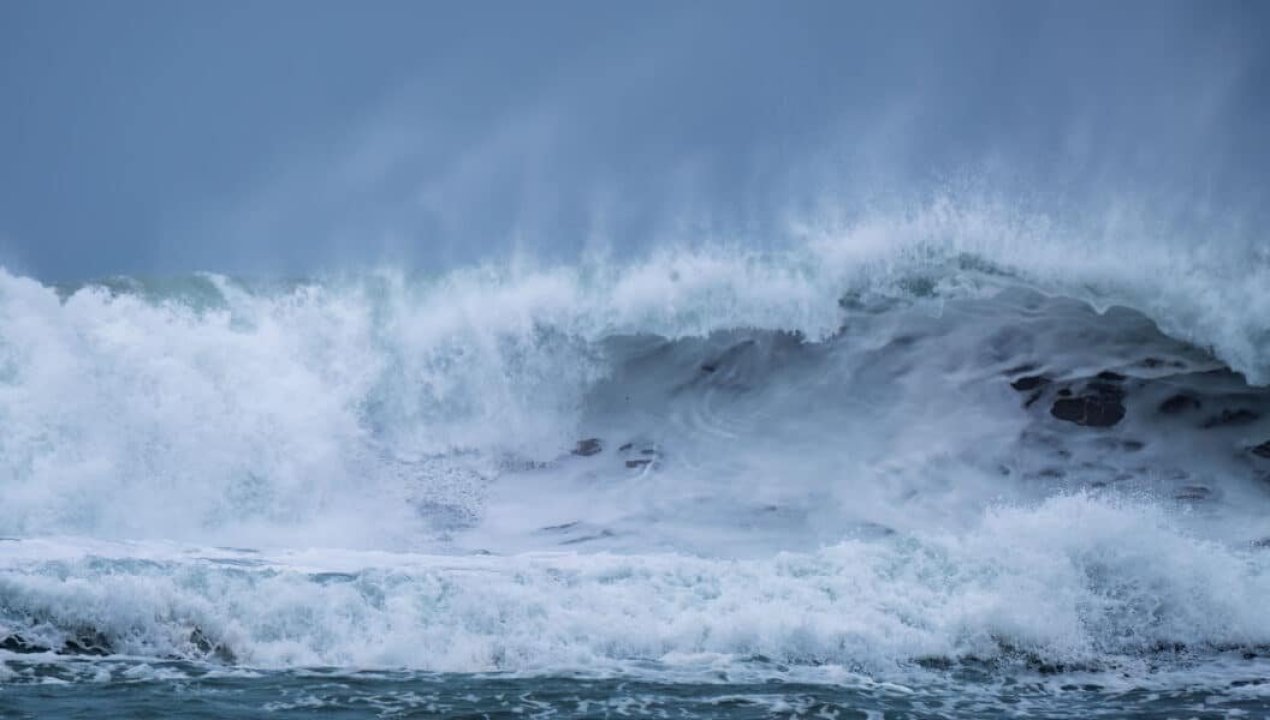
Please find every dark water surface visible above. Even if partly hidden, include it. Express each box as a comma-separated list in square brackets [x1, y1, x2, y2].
[4, 657, 1270, 719]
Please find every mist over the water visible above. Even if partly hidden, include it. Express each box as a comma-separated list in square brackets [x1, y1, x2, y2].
[1, 0, 1267, 279]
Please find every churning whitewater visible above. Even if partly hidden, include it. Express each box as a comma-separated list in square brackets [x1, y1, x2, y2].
[1, 206, 1270, 715]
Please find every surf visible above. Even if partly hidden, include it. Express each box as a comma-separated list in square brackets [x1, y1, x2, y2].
[1, 197, 1268, 698]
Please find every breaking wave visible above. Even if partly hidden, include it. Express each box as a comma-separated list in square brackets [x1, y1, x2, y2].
[1, 198, 1269, 679]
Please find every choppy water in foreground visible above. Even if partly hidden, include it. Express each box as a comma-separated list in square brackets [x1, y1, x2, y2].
[4, 660, 1270, 719]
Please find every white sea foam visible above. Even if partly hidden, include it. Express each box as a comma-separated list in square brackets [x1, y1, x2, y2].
[0, 495, 1266, 675]
[1, 197, 1268, 677]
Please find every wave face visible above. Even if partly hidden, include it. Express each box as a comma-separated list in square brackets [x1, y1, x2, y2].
[2, 213, 1270, 711]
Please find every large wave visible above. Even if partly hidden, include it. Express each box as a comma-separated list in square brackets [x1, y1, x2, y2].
[1, 198, 1268, 677]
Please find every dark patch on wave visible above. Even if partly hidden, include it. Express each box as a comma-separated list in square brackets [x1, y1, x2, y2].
[573, 288, 1270, 517]
[0, 624, 236, 664]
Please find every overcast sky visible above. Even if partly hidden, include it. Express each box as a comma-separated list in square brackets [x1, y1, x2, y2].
[1, 0, 1266, 280]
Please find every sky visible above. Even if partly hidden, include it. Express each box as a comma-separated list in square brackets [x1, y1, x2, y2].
[1, 0, 1267, 280]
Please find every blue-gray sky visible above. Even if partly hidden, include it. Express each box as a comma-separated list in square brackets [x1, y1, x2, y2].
[1, 0, 1267, 280]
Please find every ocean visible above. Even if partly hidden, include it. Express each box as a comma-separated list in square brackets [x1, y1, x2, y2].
[1, 205, 1269, 718]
